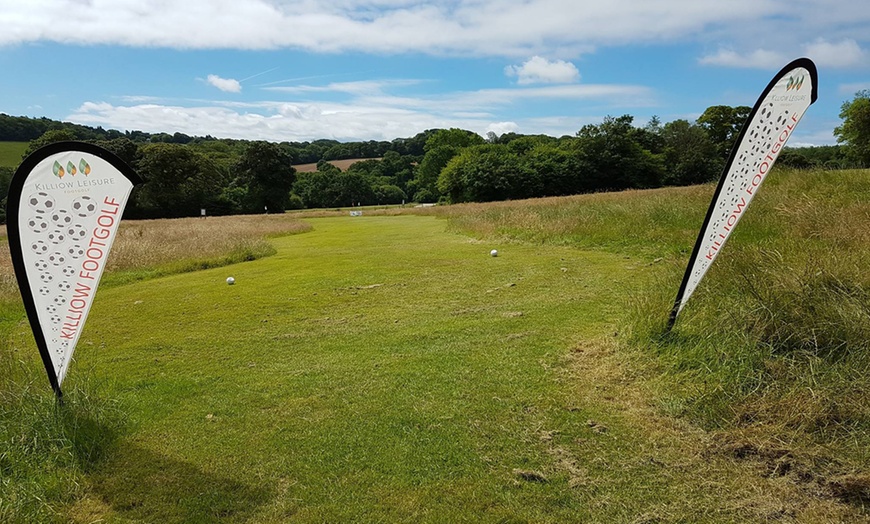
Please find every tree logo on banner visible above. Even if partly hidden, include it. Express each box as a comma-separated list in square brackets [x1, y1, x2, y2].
[786, 75, 805, 92]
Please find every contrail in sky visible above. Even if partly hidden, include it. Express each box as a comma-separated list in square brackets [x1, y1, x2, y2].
[240, 67, 280, 83]
[254, 70, 378, 87]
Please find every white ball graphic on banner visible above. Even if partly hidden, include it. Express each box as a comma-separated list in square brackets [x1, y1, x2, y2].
[48, 252, 65, 266]
[72, 196, 97, 217]
[31, 240, 48, 254]
[68, 224, 87, 241]
[47, 229, 66, 245]
[51, 209, 72, 226]
[68, 244, 84, 259]
[28, 216, 49, 233]
[28, 192, 55, 214]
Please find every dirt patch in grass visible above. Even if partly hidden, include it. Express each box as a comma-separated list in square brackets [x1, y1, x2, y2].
[708, 432, 870, 508]
[558, 337, 870, 522]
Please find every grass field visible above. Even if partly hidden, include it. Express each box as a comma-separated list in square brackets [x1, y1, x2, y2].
[292, 158, 381, 173]
[0, 142, 27, 168]
[2, 168, 869, 522]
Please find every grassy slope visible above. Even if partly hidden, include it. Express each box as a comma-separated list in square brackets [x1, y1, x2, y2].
[2, 169, 869, 522]
[292, 158, 380, 173]
[2, 214, 846, 522]
[0, 142, 27, 168]
[441, 168, 870, 516]
[67, 215, 639, 522]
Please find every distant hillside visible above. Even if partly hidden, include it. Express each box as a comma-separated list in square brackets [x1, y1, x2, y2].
[292, 157, 382, 173]
[0, 142, 27, 168]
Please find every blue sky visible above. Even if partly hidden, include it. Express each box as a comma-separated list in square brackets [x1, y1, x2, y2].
[1, 1, 869, 145]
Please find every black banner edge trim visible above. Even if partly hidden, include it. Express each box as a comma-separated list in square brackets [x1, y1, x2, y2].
[666, 57, 818, 330]
[6, 141, 142, 397]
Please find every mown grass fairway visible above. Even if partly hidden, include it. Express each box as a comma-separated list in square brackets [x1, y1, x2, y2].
[64, 215, 642, 522]
[3, 171, 870, 522]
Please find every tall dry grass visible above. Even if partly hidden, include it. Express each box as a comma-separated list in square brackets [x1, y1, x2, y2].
[0, 214, 311, 303]
[441, 168, 870, 479]
[436, 185, 714, 258]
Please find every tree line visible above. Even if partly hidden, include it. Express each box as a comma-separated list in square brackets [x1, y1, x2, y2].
[1, 91, 869, 223]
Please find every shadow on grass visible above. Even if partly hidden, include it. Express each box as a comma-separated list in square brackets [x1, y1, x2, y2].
[87, 443, 270, 523]
[58, 402, 124, 472]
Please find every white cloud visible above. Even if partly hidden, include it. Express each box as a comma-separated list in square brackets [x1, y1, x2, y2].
[65, 78, 650, 142]
[264, 79, 424, 96]
[838, 82, 870, 96]
[803, 39, 865, 68]
[505, 56, 580, 85]
[256, 79, 654, 119]
[485, 122, 519, 136]
[2, 0, 868, 61]
[66, 100, 483, 142]
[206, 75, 242, 93]
[699, 38, 868, 71]
[698, 48, 786, 69]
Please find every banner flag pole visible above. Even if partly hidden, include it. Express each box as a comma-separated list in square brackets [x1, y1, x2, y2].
[6, 142, 143, 397]
[666, 58, 818, 331]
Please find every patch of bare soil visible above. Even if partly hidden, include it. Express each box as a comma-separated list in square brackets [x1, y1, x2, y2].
[545, 336, 870, 522]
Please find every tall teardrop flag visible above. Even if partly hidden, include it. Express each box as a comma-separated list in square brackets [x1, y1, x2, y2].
[667, 58, 818, 330]
[6, 142, 143, 397]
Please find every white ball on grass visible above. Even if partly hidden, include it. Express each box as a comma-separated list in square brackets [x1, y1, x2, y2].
[226, 277, 235, 285]
[490, 249, 498, 257]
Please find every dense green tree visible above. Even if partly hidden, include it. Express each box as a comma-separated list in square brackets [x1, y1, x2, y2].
[23, 129, 77, 158]
[438, 144, 534, 203]
[93, 137, 140, 168]
[389, 129, 437, 156]
[334, 172, 376, 207]
[506, 135, 556, 156]
[373, 184, 407, 205]
[287, 194, 305, 210]
[775, 149, 815, 169]
[660, 119, 722, 186]
[187, 139, 242, 172]
[131, 143, 227, 218]
[522, 144, 582, 196]
[0, 166, 13, 223]
[637, 116, 665, 155]
[834, 90, 870, 167]
[292, 170, 376, 208]
[234, 141, 297, 213]
[292, 171, 332, 209]
[0, 114, 51, 141]
[378, 151, 416, 192]
[697, 105, 751, 159]
[574, 115, 665, 191]
[412, 128, 485, 202]
[316, 159, 341, 175]
[0, 114, 118, 142]
[789, 145, 848, 168]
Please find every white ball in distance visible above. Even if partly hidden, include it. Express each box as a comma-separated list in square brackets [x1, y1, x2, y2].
[226, 276, 235, 285]
[490, 249, 498, 257]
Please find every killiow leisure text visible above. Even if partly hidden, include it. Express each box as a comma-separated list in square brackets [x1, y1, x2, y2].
[34, 178, 116, 191]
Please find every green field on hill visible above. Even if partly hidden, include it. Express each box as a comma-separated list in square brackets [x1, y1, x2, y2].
[0, 141, 27, 168]
[2, 168, 869, 522]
